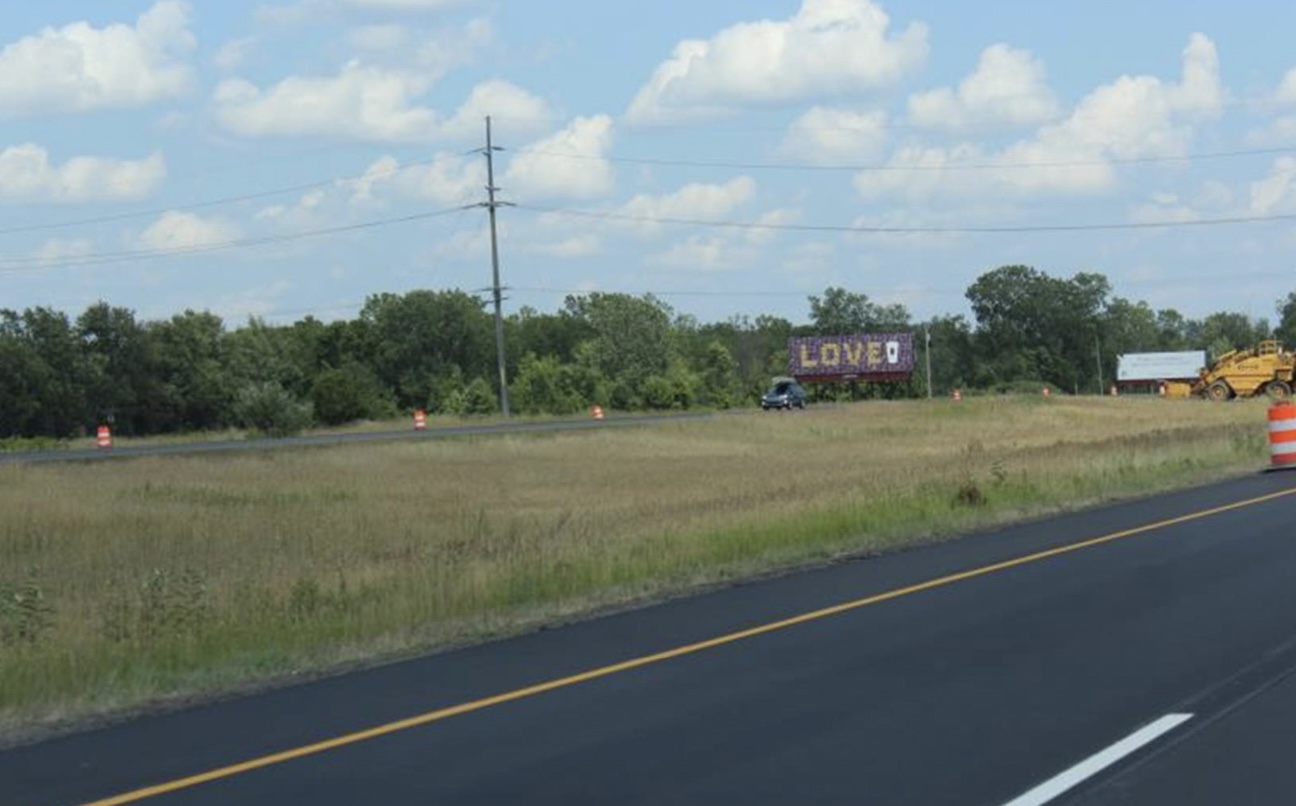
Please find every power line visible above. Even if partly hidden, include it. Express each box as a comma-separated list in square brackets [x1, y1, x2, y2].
[0, 204, 474, 275]
[515, 203, 1296, 234]
[512, 143, 1296, 173]
[0, 153, 449, 237]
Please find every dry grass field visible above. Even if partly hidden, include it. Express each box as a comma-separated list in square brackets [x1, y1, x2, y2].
[0, 395, 1275, 739]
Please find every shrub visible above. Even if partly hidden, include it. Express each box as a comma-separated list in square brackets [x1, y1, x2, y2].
[233, 382, 314, 437]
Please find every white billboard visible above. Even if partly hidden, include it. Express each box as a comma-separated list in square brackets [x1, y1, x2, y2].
[1117, 351, 1206, 382]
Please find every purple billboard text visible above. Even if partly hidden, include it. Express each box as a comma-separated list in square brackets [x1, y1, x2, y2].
[787, 333, 916, 381]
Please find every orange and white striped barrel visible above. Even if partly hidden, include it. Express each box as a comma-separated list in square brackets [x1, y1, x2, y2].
[96, 425, 112, 450]
[1268, 402, 1296, 468]
[590, 405, 605, 421]
[413, 409, 427, 431]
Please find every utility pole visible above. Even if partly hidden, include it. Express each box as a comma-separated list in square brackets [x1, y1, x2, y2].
[478, 115, 512, 417]
[924, 324, 933, 399]
[1095, 332, 1103, 396]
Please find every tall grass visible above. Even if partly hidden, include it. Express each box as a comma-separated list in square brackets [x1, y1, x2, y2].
[0, 396, 1274, 738]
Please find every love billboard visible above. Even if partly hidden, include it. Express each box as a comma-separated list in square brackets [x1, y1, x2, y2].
[787, 333, 916, 383]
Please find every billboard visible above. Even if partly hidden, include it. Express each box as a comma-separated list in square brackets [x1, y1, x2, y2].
[787, 332, 916, 382]
[1116, 351, 1206, 382]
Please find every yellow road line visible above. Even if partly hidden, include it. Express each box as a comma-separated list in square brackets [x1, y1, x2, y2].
[81, 485, 1296, 806]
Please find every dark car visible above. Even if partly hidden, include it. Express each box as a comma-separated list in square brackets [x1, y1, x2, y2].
[761, 379, 807, 410]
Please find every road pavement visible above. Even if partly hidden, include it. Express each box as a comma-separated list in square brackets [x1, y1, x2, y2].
[3, 472, 1295, 805]
[0, 412, 715, 466]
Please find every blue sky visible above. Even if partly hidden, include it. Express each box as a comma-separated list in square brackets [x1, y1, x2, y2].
[4, 0, 1296, 329]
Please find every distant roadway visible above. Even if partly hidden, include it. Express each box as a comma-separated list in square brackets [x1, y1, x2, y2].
[3, 472, 1296, 804]
[0, 412, 717, 465]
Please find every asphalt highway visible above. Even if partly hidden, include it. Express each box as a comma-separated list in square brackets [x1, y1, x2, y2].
[3, 472, 1295, 805]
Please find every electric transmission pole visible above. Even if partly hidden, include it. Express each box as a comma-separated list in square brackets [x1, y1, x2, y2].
[478, 116, 512, 417]
[924, 324, 933, 399]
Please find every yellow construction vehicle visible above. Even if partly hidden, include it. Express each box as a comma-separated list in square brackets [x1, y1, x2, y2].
[1191, 340, 1295, 401]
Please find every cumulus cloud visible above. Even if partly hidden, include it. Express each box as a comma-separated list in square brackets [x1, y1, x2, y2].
[0, 145, 165, 203]
[32, 237, 95, 265]
[341, 0, 472, 10]
[214, 36, 257, 72]
[856, 33, 1225, 201]
[907, 44, 1060, 130]
[625, 0, 927, 124]
[780, 107, 888, 162]
[346, 114, 609, 205]
[0, 1, 195, 118]
[213, 63, 549, 144]
[213, 62, 439, 142]
[505, 116, 615, 200]
[439, 79, 553, 141]
[1249, 157, 1296, 215]
[345, 152, 485, 206]
[528, 234, 601, 258]
[134, 211, 240, 252]
[620, 176, 757, 224]
[1278, 69, 1296, 106]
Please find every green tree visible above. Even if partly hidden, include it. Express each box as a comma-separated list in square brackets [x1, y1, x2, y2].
[1277, 292, 1296, 347]
[967, 266, 1110, 392]
[697, 340, 742, 408]
[310, 363, 391, 425]
[76, 303, 169, 435]
[8, 308, 88, 437]
[808, 287, 910, 334]
[360, 290, 495, 409]
[1191, 312, 1270, 360]
[564, 292, 675, 407]
[151, 310, 230, 432]
[232, 382, 313, 437]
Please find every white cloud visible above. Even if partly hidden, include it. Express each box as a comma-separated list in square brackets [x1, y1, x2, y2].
[626, 0, 928, 124]
[907, 44, 1060, 130]
[342, 0, 472, 11]
[417, 17, 492, 71]
[651, 207, 798, 271]
[1246, 68, 1296, 145]
[439, 79, 553, 141]
[255, 190, 328, 228]
[32, 237, 94, 265]
[783, 240, 836, 273]
[134, 211, 240, 252]
[213, 63, 547, 144]
[856, 33, 1225, 201]
[348, 24, 408, 52]
[651, 236, 742, 271]
[1278, 68, 1296, 106]
[780, 107, 888, 162]
[505, 115, 615, 201]
[215, 36, 257, 72]
[0, 1, 195, 118]
[529, 234, 600, 258]
[620, 176, 757, 225]
[211, 279, 294, 323]
[0, 145, 165, 203]
[257, 0, 474, 25]
[213, 62, 439, 142]
[346, 152, 484, 206]
[1249, 156, 1296, 215]
[746, 208, 801, 245]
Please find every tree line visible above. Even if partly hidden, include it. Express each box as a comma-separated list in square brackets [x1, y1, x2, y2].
[3, 264, 1295, 440]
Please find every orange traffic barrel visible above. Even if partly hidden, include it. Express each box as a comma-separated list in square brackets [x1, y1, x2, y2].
[413, 409, 427, 431]
[951, 389, 962, 402]
[1268, 402, 1296, 469]
[591, 405, 605, 421]
[96, 425, 112, 450]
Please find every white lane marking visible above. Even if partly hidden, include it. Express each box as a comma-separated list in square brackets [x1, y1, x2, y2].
[1000, 713, 1193, 806]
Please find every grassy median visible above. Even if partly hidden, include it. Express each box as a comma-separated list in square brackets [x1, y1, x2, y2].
[0, 395, 1276, 740]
